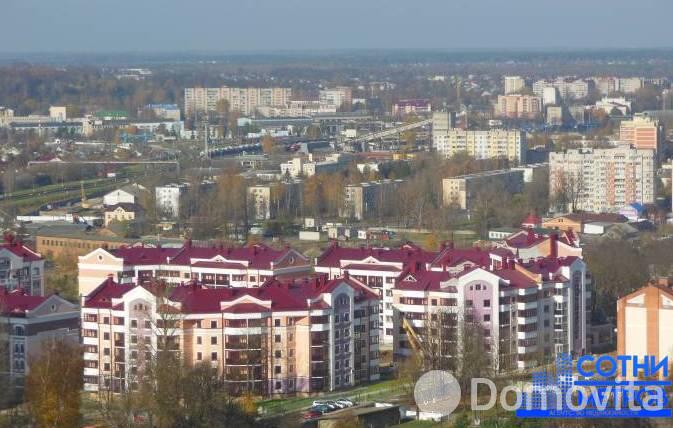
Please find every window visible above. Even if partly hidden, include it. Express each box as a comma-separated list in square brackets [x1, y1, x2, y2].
[465, 300, 473, 308]
[275, 335, 281, 343]
[275, 350, 282, 358]
[211, 352, 217, 361]
[211, 336, 217, 345]
[145, 320, 151, 329]
[197, 352, 202, 361]
[335, 314, 340, 323]
[196, 336, 202, 345]
[103, 317, 110, 324]
[104, 363, 110, 371]
[274, 319, 281, 327]
[210, 320, 217, 328]
[483, 299, 490, 308]
[103, 332, 110, 340]
[484, 314, 490, 322]
[275, 381, 282, 390]
[289, 364, 294, 373]
[131, 319, 137, 328]
[275, 366, 281, 374]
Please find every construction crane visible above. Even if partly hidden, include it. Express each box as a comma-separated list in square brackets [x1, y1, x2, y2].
[401, 316, 429, 368]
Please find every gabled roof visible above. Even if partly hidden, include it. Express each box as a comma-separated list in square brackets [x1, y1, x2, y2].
[0, 289, 46, 316]
[83, 276, 135, 309]
[0, 234, 42, 262]
[169, 242, 308, 270]
[111, 245, 180, 266]
[396, 270, 451, 291]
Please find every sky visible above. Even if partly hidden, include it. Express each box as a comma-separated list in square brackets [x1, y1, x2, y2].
[3, 0, 673, 53]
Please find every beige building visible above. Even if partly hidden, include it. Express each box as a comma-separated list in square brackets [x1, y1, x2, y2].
[496, 95, 542, 119]
[247, 185, 272, 221]
[319, 87, 352, 109]
[104, 203, 144, 227]
[81, 275, 381, 395]
[549, 147, 655, 213]
[619, 115, 662, 152]
[184, 87, 292, 116]
[442, 169, 524, 210]
[433, 129, 526, 163]
[617, 280, 673, 379]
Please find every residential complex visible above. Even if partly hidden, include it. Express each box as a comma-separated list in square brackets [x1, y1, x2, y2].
[433, 129, 526, 163]
[392, 253, 590, 371]
[495, 95, 542, 119]
[442, 169, 525, 210]
[0, 290, 80, 378]
[392, 99, 432, 116]
[549, 147, 655, 213]
[280, 154, 352, 178]
[81, 274, 380, 395]
[340, 179, 404, 220]
[77, 242, 312, 297]
[619, 115, 663, 152]
[184, 87, 293, 116]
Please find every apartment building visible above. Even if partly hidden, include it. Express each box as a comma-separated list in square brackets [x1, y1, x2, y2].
[442, 169, 525, 210]
[1, 290, 80, 378]
[433, 129, 526, 164]
[392, 253, 590, 371]
[104, 204, 144, 227]
[619, 115, 663, 152]
[155, 183, 189, 220]
[77, 241, 312, 297]
[533, 78, 593, 100]
[184, 87, 292, 116]
[594, 77, 644, 95]
[315, 242, 441, 346]
[549, 147, 655, 213]
[280, 153, 352, 178]
[141, 104, 181, 121]
[617, 280, 673, 380]
[503, 76, 526, 95]
[81, 274, 380, 395]
[247, 180, 304, 221]
[319, 87, 352, 109]
[0, 236, 45, 296]
[495, 95, 542, 119]
[340, 179, 404, 221]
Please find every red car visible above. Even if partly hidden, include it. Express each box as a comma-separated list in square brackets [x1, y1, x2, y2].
[303, 410, 322, 420]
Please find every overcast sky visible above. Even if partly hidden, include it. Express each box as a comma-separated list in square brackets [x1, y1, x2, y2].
[3, 0, 672, 53]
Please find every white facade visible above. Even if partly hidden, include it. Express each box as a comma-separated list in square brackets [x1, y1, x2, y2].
[155, 183, 189, 220]
[504, 76, 526, 94]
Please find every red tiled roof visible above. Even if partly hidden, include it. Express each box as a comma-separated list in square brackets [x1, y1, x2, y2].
[0, 289, 45, 316]
[430, 246, 491, 269]
[505, 230, 547, 249]
[112, 246, 180, 266]
[84, 276, 135, 309]
[0, 234, 42, 262]
[396, 270, 451, 291]
[316, 242, 437, 269]
[493, 269, 538, 289]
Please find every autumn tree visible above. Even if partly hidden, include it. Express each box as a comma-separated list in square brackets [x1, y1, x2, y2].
[25, 339, 83, 428]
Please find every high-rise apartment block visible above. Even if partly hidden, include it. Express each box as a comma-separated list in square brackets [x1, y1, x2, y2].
[504, 76, 526, 95]
[549, 147, 655, 213]
[433, 129, 526, 164]
[340, 180, 405, 220]
[184, 87, 292, 116]
[318, 87, 352, 109]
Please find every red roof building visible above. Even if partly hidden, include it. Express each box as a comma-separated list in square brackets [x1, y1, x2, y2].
[77, 241, 312, 297]
[81, 274, 381, 396]
[0, 234, 45, 296]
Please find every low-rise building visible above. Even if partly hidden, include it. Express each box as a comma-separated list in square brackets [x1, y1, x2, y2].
[392, 99, 432, 116]
[104, 203, 145, 227]
[81, 274, 380, 395]
[103, 184, 148, 206]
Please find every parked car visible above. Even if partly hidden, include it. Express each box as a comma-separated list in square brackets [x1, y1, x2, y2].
[311, 405, 332, 414]
[335, 398, 354, 407]
[303, 410, 321, 420]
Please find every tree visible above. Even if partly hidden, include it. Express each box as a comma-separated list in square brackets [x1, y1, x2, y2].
[25, 339, 83, 428]
[261, 135, 275, 154]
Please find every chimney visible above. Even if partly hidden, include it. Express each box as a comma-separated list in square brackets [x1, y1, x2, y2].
[526, 229, 535, 244]
[550, 234, 558, 259]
